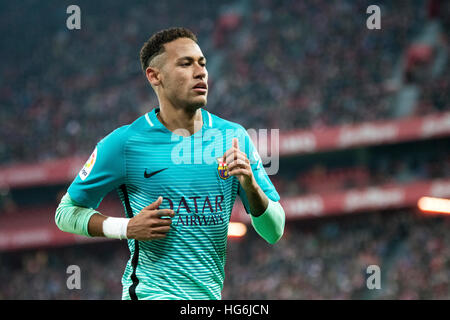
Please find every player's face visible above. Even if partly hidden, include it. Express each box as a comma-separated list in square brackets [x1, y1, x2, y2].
[160, 38, 208, 111]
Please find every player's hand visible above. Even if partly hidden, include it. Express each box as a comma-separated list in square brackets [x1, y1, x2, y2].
[222, 138, 256, 191]
[127, 196, 175, 241]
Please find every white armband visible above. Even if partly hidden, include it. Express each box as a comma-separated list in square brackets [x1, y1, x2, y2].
[102, 217, 130, 240]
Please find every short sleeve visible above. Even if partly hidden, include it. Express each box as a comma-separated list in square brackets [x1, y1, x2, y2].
[67, 127, 127, 209]
[236, 127, 280, 214]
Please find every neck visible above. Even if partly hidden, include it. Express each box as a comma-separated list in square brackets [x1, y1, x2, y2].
[157, 101, 203, 136]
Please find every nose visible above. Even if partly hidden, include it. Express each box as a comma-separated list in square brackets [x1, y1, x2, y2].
[194, 63, 207, 80]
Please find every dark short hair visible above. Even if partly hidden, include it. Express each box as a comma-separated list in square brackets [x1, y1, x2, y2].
[140, 27, 198, 72]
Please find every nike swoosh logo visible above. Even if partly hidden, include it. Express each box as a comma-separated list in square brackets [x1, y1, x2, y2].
[144, 168, 168, 178]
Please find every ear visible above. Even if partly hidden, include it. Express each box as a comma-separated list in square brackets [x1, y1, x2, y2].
[146, 66, 161, 87]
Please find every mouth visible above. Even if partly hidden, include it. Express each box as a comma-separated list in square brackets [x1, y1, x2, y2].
[192, 83, 208, 94]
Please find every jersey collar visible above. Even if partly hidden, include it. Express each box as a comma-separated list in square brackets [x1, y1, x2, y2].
[146, 107, 212, 134]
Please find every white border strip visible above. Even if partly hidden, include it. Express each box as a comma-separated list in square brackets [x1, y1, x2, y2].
[145, 113, 154, 127]
[207, 111, 212, 127]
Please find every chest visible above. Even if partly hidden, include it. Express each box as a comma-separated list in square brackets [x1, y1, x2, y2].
[125, 135, 236, 197]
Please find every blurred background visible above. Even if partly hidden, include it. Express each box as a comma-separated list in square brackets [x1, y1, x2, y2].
[0, 0, 449, 299]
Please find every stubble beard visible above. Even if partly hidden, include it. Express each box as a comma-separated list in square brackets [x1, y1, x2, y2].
[181, 92, 208, 114]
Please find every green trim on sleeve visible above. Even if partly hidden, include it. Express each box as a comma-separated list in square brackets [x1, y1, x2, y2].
[55, 192, 99, 237]
[250, 199, 285, 244]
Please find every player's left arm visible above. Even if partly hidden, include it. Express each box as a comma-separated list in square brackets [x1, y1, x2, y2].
[225, 138, 285, 244]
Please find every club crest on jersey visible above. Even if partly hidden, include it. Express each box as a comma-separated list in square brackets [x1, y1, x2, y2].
[79, 147, 97, 181]
[216, 158, 230, 180]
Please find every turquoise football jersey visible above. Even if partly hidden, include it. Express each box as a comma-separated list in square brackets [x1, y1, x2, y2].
[68, 107, 280, 300]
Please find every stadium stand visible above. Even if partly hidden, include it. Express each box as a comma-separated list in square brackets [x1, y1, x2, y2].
[0, 0, 447, 164]
[1, 208, 448, 299]
[0, 0, 448, 299]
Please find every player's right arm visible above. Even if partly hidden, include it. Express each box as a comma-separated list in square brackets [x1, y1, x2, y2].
[55, 127, 174, 240]
[55, 193, 174, 240]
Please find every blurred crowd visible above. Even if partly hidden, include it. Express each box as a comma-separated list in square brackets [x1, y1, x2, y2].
[209, 0, 427, 129]
[223, 209, 450, 299]
[0, 208, 448, 299]
[382, 214, 450, 299]
[415, 60, 449, 116]
[0, 241, 127, 299]
[274, 138, 450, 195]
[0, 0, 221, 164]
[0, 0, 448, 165]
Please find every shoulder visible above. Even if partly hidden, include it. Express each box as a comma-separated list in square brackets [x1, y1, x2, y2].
[97, 116, 152, 156]
[97, 114, 148, 150]
[98, 125, 130, 148]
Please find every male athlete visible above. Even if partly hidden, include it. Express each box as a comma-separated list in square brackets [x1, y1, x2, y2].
[55, 27, 285, 300]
